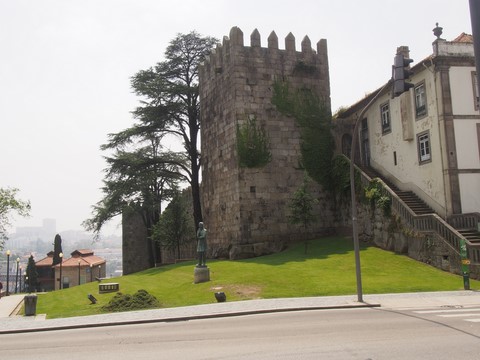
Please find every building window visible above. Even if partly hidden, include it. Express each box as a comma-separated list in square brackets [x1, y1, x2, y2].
[472, 72, 479, 110]
[417, 131, 431, 164]
[380, 102, 391, 134]
[415, 82, 427, 118]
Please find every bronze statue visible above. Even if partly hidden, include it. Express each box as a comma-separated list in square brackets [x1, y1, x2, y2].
[196, 222, 207, 267]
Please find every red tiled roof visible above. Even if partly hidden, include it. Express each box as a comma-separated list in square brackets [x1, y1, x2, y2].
[71, 249, 94, 256]
[35, 254, 54, 267]
[452, 33, 473, 43]
[57, 255, 105, 268]
[36, 249, 106, 268]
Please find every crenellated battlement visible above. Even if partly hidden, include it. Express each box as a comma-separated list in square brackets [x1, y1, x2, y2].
[199, 27, 329, 85]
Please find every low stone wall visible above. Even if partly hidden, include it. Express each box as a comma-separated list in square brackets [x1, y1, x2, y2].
[355, 203, 479, 280]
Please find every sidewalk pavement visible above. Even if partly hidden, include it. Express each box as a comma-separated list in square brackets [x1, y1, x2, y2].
[1, 290, 479, 335]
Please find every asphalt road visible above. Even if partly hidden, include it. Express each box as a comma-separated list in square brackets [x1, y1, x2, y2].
[2, 306, 480, 359]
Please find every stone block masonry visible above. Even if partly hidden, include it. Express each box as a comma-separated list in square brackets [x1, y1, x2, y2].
[199, 27, 335, 260]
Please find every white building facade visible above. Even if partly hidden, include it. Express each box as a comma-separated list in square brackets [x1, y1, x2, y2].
[338, 32, 479, 220]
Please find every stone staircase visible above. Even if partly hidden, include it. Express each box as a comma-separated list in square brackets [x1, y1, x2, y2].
[456, 228, 480, 246]
[360, 166, 434, 216]
[358, 164, 480, 270]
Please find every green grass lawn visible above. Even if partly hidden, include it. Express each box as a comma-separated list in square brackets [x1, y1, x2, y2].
[35, 236, 480, 319]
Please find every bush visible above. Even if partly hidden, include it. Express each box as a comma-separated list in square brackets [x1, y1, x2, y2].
[101, 289, 161, 312]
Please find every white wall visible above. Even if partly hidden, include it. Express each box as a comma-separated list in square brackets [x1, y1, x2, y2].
[459, 174, 480, 213]
[454, 119, 480, 169]
[366, 67, 446, 214]
[450, 66, 480, 213]
[450, 67, 477, 116]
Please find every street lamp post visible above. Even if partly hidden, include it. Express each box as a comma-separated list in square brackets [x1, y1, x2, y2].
[90, 264, 93, 282]
[78, 259, 81, 286]
[98, 265, 101, 279]
[19, 266, 23, 293]
[6, 250, 10, 296]
[349, 81, 391, 303]
[15, 258, 19, 293]
[59, 252, 64, 290]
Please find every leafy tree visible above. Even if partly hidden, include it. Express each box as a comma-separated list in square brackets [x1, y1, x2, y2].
[151, 188, 194, 259]
[272, 81, 335, 191]
[52, 234, 63, 266]
[0, 187, 30, 249]
[288, 175, 318, 254]
[85, 31, 216, 268]
[130, 31, 218, 228]
[26, 255, 38, 292]
[83, 135, 183, 267]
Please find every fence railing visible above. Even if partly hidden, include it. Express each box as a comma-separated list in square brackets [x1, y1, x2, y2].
[355, 163, 480, 264]
[448, 213, 480, 230]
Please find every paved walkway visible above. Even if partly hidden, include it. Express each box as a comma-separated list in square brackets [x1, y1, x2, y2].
[1, 291, 479, 334]
[0, 294, 25, 318]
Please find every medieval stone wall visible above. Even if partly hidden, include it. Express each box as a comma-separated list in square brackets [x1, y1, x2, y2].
[122, 211, 150, 275]
[199, 27, 335, 259]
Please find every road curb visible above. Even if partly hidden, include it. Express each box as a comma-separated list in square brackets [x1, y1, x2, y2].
[0, 302, 380, 335]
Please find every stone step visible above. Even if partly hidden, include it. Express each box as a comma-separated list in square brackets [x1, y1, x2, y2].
[457, 229, 480, 243]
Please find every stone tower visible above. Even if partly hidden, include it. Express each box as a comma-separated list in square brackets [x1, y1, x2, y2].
[199, 27, 334, 259]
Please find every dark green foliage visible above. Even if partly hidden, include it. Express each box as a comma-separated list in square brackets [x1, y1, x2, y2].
[101, 290, 160, 312]
[0, 187, 30, 248]
[152, 189, 194, 259]
[236, 116, 272, 168]
[52, 234, 63, 266]
[293, 61, 317, 76]
[129, 31, 218, 228]
[272, 81, 334, 190]
[288, 175, 317, 228]
[365, 179, 392, 216]
[288, 175, 318, 254]
[84, 31, 217, 253]
[330, 155, 362, 202]
[25, 255, 38, 292]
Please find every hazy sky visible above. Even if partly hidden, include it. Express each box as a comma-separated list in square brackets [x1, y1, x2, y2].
[0, 0, 472, 236]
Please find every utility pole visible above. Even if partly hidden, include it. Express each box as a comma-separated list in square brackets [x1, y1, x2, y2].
[349, 84, 389, 303]
[350, 51, 413, 302]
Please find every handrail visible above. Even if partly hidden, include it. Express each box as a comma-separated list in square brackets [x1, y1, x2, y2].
[353, 163, 480, 263]
[448, 213, 480, 230]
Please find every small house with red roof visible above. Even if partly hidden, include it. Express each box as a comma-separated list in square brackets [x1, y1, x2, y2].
[36, 249, 106, 291]
[35, 251, 55, 291]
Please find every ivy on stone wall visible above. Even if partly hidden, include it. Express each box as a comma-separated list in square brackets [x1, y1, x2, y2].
[236, 116, 272, 168]
[271, 80, 334, 191]
[293, 61, 317, 76]
[331, 154, 361, 202]
[364, 178, 392, 216]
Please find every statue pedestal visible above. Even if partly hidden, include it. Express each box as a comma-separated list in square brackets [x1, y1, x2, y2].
[194, 266, 210, 284]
